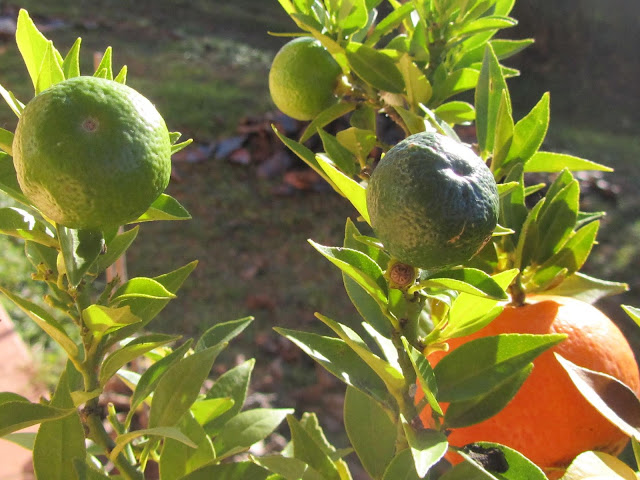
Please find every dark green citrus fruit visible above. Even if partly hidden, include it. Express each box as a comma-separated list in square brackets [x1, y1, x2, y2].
[366, 131, 498, 269]
[13, 75, 172, 230]
[269, 37, 342, 121]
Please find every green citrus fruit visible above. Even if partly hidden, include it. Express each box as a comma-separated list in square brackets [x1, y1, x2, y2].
[269, 37, 342, 121]
[366, 131, 499, 269]
[13, 75, 171, 230]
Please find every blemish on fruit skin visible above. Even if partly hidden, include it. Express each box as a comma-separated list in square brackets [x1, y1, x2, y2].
[447, 222, 466, 244]
[82, 117, 99, 132]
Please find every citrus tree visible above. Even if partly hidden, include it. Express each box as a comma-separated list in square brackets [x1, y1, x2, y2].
[267, 0, 640, 479]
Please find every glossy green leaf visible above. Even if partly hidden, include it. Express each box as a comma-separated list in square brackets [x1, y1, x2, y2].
[456, 15, 516, 40]
[444, 363, 532, 429]
[212, 408, 293, 460]
[402, 417, 448, 477]
[525, 151, 613, 173]
[0, 127, 13, 155]
[110, 277, 177, 303]
[490, 91, 514, 173]
[195, 316, 253, 352]
[275, 327, 394, 408]
[292, 412, 351, 462]
[93, 46, 113, 79]
[434, 101, 475, 124]
[366, 1, 414, 46]
[107, 261, 198, 341]
[415, 268, 507, 300]
[0, 84, 24, 118]
[36, 40, 65, 93]
[111, 425, 197, 463]
[455, 38, 533, 69]
[398, 53, 432, 108]
[300, 102, 357, 143]
[441, 269, 518, 341]
[344, 386, 396, 479]
[134, 194, 191, 222]
[563, 451, 638, 480]
[0, 401, 74, 437]
[33, 371, 85, 480]
[252, 455, 323, 480]
[82, 305, 140, 336]
[179, 462, 270, 480]
[382, 449, 421, 480]
[623, 305, 640, 328]
[159, 413, 215, 479]
[309, 240, 386, 303]
[204, 359, 254, 435]
[396, 105, 428, 134]
[99, 333, 180, 387]
[435, 333, 566, 402]
[402, 338, 442, 416]
[62, 37, 81, 79]
[285, 414, 340, 480]
[126, 339, 193, 427]
[475, 44, 509, 155]
[0, 286, 78, 358]
[273, 126, 341, 192]
[16, 9, 56, 90]
[543, 272, 628, 304]
[149, 345, 224, 428]
[93, 225, 139, 274]
[505, 92, 549, 168]
[457, 441, 546, 479]
[433, 68, 480, 104]
[0, 153, 29, 204]
[335, 127, 377, 164]
[318, 129, 359, 177]
[58, 226, 104, 287]
[190, 397, 234, 427]
[346, 42, 405, 93]
[0, 207, 57, 247]
[556, 354, 640, 442]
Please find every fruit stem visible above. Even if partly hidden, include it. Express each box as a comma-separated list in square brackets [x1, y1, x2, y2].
[510, 274, 527, 306]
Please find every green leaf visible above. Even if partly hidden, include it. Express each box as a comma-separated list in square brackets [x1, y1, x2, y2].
[0, 84, 25, 118]
[251, 455, 323, 480]
[299, 103, 357, 143]
[403, 338, 442, 416]
[212, 408, 293, 460]
[272, 126, 341, 192]
[36, 40, 65, 93]
[62, 37, 82, 79]
[623, 305, 640, 329]
[2, 432, 36, 451]
[33, 370, 86, 480]
[0, 127, 13, 155]
[159, 413, 216, 479]
[190, 397, 234, 427]
[317, 154, 371, 223]
[543, 272, 628, 303]
[335, 127, 377, 166]
[344, 386, 396, 479]
[82, 305, 140, 336]
[504, 92, 550, 168]
[524, 151, 613, 173]
[285, 414, 341, 480]
[433, 101, 475, 124]
[401, 418, 448, 477]
[110, 277, 177, 303]
[204, 359, 255, 435]
[562, 451, 638, 480]
[16, 9, 56, 91]
[455, 38, 534, 69]
[93, 225, 139, 274]
[310, 240, 386, 303]
[556, 354, 640, 442]
[110, 426, 197, 463]
[99, 333, 179, 387]
[346, 42, 405, 93]
[171, 137, 193, 155]
[475, 44, 509, 156]
[58, 226, 104, 287]
[0, 286, 79, 358]
[414, 268, 508, 300]
[178, 461, 271, 480]
[134, 194, 191, 222]
[382, 449, 421, 480]
[93, 46, 113, 79]
[432, 68, 480, 104]
[434, 333, 566, 402]
[318, 129, 359, 177]
[0, 153, 29, 205]
[316, 313, 405, 395]
[126, 339, 193, 427]
[195, 316, 254, 352]
[0, 401, 74, 437]
[0, 207, 57, 247]
[490, 90, 513, 173]
[275, 327, 394, 409]
[444, 363, 532, 429]
[456, 16, 516, 39]
[457, 441, 547, 479]
[397, 53, 432, 108]
[149, 345, 224, 428]
[440, 270, 518, 341]
[366, 2, 414, 46]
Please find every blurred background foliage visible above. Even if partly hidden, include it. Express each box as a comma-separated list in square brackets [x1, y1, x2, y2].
[0, 0, 638, 423]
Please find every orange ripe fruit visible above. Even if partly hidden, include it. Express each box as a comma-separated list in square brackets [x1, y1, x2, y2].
[417, 295, 640, 472]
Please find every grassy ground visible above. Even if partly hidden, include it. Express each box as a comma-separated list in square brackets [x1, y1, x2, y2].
[0, 0, 639, 452]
